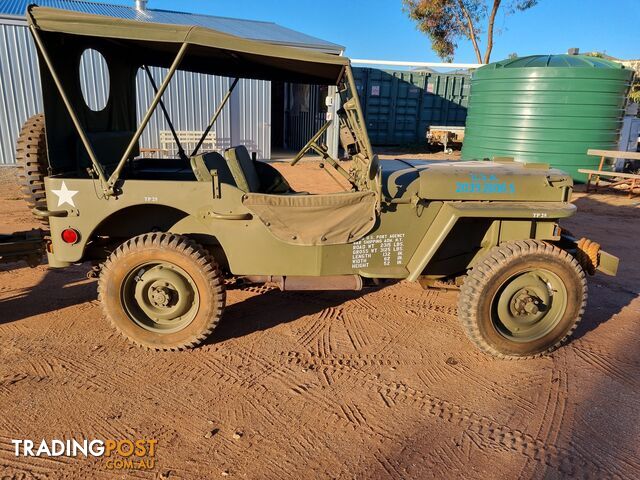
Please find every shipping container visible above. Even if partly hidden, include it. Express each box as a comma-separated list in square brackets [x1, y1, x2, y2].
[352, 67, 470, 145]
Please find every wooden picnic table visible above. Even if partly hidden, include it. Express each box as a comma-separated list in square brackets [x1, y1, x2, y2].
[579, 149, 640, 198]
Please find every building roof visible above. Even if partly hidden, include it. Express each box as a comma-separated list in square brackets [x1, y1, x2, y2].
[0, 0, 344, 52]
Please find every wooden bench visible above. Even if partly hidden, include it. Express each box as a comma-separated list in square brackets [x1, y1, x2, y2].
[579, 149, 640, 198]
[140, 130, 217, 158]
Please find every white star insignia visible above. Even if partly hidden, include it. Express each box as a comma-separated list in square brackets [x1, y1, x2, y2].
[51, 181, 78, 208]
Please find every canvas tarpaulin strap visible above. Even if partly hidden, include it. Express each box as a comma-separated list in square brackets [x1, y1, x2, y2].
[242, 191, 377, 246]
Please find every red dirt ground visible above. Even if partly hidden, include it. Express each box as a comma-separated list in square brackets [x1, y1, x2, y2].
[0, 156, 639, 479]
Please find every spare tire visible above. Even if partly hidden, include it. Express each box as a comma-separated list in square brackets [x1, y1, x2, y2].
[15, 113, 49, 225]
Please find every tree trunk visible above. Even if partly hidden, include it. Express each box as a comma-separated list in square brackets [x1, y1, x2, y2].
[483, 0, 502, 64]
[457, 0, 483, 64]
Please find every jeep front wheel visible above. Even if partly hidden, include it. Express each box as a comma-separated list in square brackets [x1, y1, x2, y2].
[458, 240, 587, 359]
[98, 233, 225, 350]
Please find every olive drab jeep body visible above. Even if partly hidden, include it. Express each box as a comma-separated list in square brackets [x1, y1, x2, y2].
[7, 5, 618, 358]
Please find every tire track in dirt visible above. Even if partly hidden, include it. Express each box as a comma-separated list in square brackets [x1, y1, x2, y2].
[573, 345, 640, 389]
[448, 362, 537, 415]
[342, 308, 407, 346]
[0, 318, 37, 338]
[199, 354, 247, 388]
[26, 356, 56, 379]
[569, 415, 640, 479]
[340, 401, 398, 441]
[313, 308, 342, 357]
[53, 352, 219, 443]
[68, 410, 146, 446]
[237, 350, 400, 443]
[50, 355, 118, 394]
[372, 447, 407, 478]
[231, 396, 340, 479]
[232, 347, 303, 393]
[538, 355, 569, 455]
[327, 311, 358, 354]
[0, 464, 51, 480]
[284, 353, 610, 478]
[342, 311, 370, 351]
[293, 308, 334, 351]
[372, 321, 420, 358]
[0, 372, 47, 395]
[514, 354, 568, 480]
[415, 363, 451, 388]
[0, 409, 27, 438]
[372, 380, 597, 479]
[356, 294, 465, 342]
[428, 439, 470, 478]
[0, 353, 116, 396]
[282, 351, 405, 369]
[376, 285, 449, 310]
[348, 293, 382, 313]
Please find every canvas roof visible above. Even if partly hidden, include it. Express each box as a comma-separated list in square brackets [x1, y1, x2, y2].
[1, 0, 343, 52]
[27, 6, 349, 84]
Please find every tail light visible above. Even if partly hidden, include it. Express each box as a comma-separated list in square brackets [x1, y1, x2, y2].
[61, 228, 80, 245]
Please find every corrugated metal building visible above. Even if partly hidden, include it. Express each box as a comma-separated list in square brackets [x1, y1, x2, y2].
[0, 0, 344, 165]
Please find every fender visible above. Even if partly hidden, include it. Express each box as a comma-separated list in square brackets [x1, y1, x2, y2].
[405, 201, 576, 281]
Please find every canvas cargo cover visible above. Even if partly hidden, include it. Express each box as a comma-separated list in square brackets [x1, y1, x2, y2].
[26, 6, 349, 84]
[243, 191, 377, 246]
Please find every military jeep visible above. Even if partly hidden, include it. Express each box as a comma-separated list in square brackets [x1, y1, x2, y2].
[11, 6, 617, 358]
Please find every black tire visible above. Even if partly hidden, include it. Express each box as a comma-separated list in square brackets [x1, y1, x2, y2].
[458, 240, 587, 359]
[98, 233, 225, 350]
[15, 113, 49, 226]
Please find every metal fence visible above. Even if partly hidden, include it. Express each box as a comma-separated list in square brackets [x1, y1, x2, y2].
[284, 83, 326, 151]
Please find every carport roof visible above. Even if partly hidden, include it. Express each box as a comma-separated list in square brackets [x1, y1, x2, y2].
[0, 0, 344, 53]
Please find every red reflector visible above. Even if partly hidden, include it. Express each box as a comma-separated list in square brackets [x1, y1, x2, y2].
[61, 228, 79, 244]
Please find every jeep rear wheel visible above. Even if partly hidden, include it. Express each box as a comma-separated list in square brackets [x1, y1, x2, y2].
[98, 233, 225, 350]
[15, 113, 49, 226]
[458, 240, 587, 359]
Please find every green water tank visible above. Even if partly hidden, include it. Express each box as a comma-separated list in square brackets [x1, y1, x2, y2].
[461, 54, 634, 180]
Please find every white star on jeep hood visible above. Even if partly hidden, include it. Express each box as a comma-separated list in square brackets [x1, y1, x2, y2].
[51, 181, 78, 208]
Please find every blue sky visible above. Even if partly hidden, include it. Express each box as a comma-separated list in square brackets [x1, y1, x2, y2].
[116, 0, 639, 63]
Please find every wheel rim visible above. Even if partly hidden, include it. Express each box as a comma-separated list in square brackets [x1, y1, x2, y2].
[121, 261, 200, 333]
[491, 268, 568, 343]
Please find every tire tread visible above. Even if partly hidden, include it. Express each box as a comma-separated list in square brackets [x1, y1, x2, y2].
[97, 233, 225, 351]
[458, 240, 587, 359]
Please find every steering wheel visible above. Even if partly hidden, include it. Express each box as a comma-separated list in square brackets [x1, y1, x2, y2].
[290, 120, 332, 166]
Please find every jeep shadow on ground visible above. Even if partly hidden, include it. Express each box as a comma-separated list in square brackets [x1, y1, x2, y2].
[0, 263, 95, 324]
[562, 192, 639, 343]
[208, 283, 393, 344]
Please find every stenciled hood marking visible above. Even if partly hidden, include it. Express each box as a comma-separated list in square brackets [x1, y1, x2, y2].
[380, 158, 570, 202]
[455, 173, 516, 195]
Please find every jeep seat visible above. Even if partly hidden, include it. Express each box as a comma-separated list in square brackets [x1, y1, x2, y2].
[224, 146, 261, 192]
[190, 151, 235, 184]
